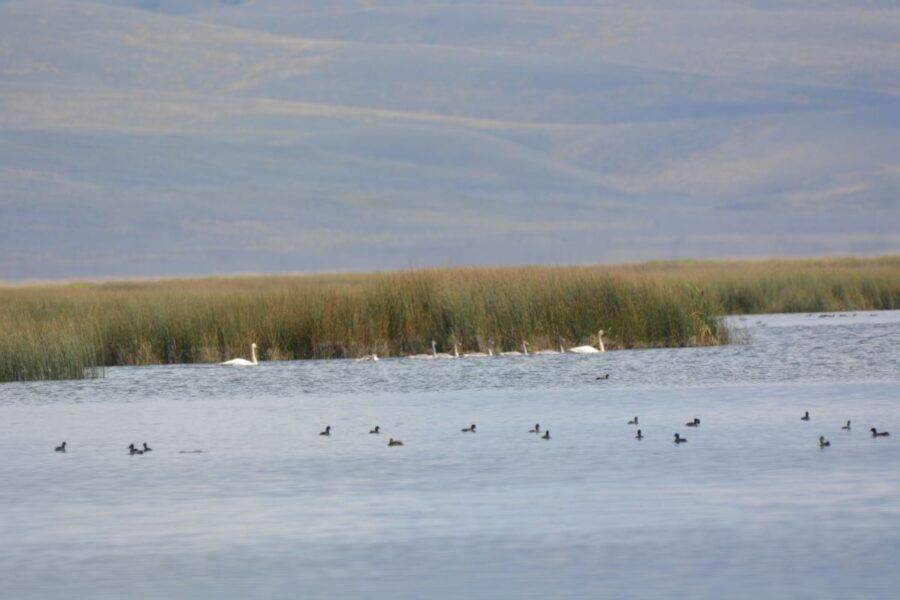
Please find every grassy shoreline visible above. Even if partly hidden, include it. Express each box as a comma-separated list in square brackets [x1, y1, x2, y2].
[1, 256, 898, 382]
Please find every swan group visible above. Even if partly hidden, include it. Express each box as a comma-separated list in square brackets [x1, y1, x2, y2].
[220, 332, 609, 366]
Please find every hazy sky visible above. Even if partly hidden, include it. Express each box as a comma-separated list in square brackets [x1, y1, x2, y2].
[1, 0, 898, 280]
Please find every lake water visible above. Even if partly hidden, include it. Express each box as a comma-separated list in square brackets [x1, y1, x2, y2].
[1, 312, 898, 599]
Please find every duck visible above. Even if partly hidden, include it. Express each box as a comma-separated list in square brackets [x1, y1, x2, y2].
[685, 418, 700, 427]
[388, 438, 404, 447]
[529, 423, 541, 433]
[461, 424, 476, 433]
[128, 443, 143, 455]
[355, 353, 379, 362]
[842, 420, 851, 430]
[628, 416, 638, 425]
[596, 374, 610, 380]
[542, 430, 551, 440]
[142, 442, 152, 452]
[54, 441, 66, 453]
[320, 426, 331, 436]
[635, 429, 643, 440]
[369, 425, 381, 434]
[674, 433, 687, 443]
[819, 436, 831, 447]
[801, 411, 810, 421]
[870, 428, 890, 437]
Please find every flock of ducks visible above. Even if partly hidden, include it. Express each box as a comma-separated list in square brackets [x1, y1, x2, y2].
[52, 411, 891, 454]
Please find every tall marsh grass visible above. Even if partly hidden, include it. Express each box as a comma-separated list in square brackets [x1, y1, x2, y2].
[1, 257, 897, 382]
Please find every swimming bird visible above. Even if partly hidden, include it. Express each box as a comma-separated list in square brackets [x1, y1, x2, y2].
[635, 429, 643, 439]
[532, 341, 564, 355]
[461, 424, 476, 433]
[407, 341, 437, 359]
[596, 373, 610, 380]
[542, 430, 551, 440]
[568, 330, 606, 354]
[464, 340, 494, 357]
[320, 426, 331, 436]
[54, 441, 66, 453]
[674, 433, 687, 443]
[842, 420, 851, 430]
[370, 426, 381, 434]
[388, 438, 404, 446]
[870, 428, 890, 437]
[628, 416, 638, 425]
[128, 443, 143, 455]
[221, 342, 258, 366]
[685, 418, 700, 427]
[433, 340, 456, 359]
[142, 442, 152, 452]
[500, 341, 528, 356]
[801, 411, 810, 421]
[529, 423, 541, 433]
[356, 353, 379, 362]
[819, 436, 831, 447]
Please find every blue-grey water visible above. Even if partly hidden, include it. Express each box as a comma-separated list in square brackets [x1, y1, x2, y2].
[1, 312, 898, 599]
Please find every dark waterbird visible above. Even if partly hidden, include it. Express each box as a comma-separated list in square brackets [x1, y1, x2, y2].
[801, 411, 810, 421]
[674, 433, 687, 444]
[388, 438, 403, 447]
[54, 441, 66, 453]
[685, 418, 700, 427]
[462, 424, 476, 433]
[542, 430, 551, 440]
[635, 429, 643, 440]
[128, 444, 143, 455]
[870, 428, 890, 437]
[142, 442, 152, 452]
[529, 423, 540, 433]
[628, 416, 638, 425]
[842, 421, 851, 430]
[596, 374, 610, 380]
[320, 426, 331, 436]
[369, 426, 380, 434]
[819, 436, 831, 447]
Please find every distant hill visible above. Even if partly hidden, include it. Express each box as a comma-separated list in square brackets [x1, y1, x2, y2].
[1, 0, 898, 279]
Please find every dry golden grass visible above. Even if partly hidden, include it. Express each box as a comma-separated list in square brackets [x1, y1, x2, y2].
[1, 256, 897, 381]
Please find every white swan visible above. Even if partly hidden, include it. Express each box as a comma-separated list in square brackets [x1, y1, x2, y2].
[434, 340, 456, 359]
[532, 342, 565, 355]
[464, 341, 494, 357]
[568, 330, 606, 354]
[221, 343, 259, 366]
[407, 341, 434, 359]
[500, 341, 528, 356]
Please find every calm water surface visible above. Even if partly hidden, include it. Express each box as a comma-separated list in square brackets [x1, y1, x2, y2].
[1, 312, 899, 599]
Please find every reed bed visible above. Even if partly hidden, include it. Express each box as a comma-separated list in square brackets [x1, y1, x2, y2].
[1, 256, 897, 382]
